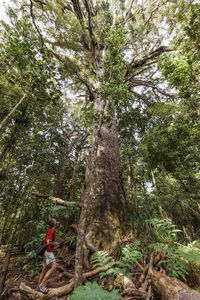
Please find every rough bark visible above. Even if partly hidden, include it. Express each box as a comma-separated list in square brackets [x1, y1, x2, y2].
[74, 102, 126, 285]
[151, 270, 200, 300]
[82, 116, 126, 243]
[74, 88, 127, 287]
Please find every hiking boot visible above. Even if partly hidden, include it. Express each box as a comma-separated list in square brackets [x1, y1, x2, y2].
[37, 284, 48, 294]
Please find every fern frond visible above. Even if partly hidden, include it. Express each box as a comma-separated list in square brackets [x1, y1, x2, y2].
[70, 281, 122, 300]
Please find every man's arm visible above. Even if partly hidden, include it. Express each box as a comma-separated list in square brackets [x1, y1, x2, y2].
[47, 240, 58, 246]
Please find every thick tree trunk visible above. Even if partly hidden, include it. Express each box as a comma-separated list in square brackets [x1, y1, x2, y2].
[83, 118, 126, 243]
[74, 95, 126, 286]
[152, 270, 200, 300]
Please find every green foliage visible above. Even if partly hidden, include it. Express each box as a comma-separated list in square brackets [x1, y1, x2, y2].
[15, 218, 49, 277]
[122, 242, 142, 269]
[66, 235, 77, 249]
[147, 218, 200, 280]
[90, 242, 143, 279]
[90, 251, 121, 279]
[70, 282, 122, 300]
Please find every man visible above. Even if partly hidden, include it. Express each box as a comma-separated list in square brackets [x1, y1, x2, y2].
[37, 218, 58, 294]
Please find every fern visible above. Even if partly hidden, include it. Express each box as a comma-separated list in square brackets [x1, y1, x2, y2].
[91, 251, 112, 268]
[90, 251, 121, 278]
[66, 235, 77, 249]
[122, 242, 142, 269]
[90, 242, 143, 280]
[70, 282, 122, 300]
[147, 218, 200, 280]
[146, 218, 182, 243]
[178, 241, 200, 265]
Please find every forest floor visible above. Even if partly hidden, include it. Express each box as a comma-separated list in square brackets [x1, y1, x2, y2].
[0, 249, 73, 299]
[0, 250, 163, 300]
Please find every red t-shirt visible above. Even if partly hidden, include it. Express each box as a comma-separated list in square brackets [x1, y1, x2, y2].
[44, 227, 56, 252]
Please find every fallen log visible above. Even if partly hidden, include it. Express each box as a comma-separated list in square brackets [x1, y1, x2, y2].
[20, 281, 74, 300]
[151, 270, 200, 300]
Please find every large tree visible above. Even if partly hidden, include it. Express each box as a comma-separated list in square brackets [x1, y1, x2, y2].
[4, 0, 198, 286]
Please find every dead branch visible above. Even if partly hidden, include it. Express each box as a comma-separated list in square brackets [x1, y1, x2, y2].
[85, 230, 99, 252]
[138, 252, 162, 285]
[141, 252, 154, 291]
[31, 192, 77, 206]
[56, 266, 74, 279]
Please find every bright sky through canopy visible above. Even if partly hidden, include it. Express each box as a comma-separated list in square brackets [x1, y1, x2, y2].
[0, 0, 8, 21]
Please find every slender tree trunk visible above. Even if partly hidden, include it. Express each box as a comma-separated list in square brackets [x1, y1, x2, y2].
[151, 169, 164, 219]
[0, 184, 18, 245]
[127, 160, 134, 203]
[0, 126, 18, 164]
[0, 250, 11, 295]
[0, 83, 33, 130]
[53, 153, 67, 198]
[74, 184, 88, 287]
[69, 151, 81, 202]
[0, 104, 28, 165]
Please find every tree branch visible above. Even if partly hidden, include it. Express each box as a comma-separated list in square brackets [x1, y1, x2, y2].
[131, 79, 175, 98]
[29, 0, 44, 46]
[144, 0, 169, 26]
[130, 46, 172, 69]
[119, 0, 135, 26]
[71, 0, 84, 25]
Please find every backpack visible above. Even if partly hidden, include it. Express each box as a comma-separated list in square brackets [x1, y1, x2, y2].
[35, 244, 48, 256]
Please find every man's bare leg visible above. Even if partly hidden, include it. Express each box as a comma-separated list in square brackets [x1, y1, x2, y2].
[41, 261, 57, 286]
[38, 266, 47, 287]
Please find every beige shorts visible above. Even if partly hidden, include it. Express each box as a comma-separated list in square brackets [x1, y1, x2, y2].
[43, 251, 56, 266]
